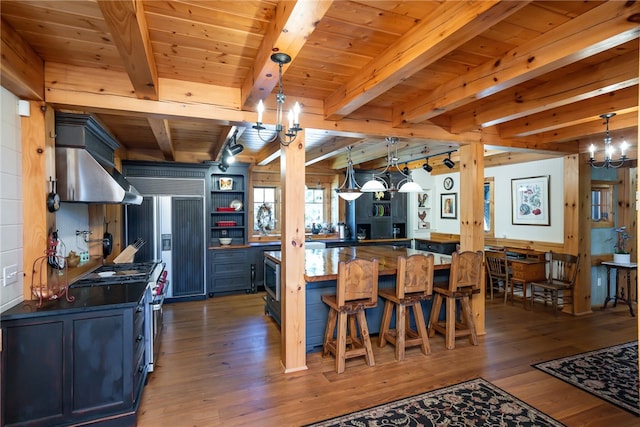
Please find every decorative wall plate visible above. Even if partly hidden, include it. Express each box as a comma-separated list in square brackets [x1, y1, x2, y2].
[443, 177, 454, 190]
[230, 199, 243, 211]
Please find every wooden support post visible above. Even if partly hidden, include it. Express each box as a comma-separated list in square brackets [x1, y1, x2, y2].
[458, 142, 485, 335]
[574, 153, 592, 315]
[280, 130, 308, 373]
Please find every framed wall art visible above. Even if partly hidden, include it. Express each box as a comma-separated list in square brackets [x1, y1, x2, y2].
[440, 193, 457, 219]
[511, 175, 550, 225]
[219, 177, 233, 190]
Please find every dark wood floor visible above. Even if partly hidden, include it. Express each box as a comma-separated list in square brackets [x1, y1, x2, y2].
[137, 293, 638, 426]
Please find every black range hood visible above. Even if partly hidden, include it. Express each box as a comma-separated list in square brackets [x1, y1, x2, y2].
[55, 113, 142, 205]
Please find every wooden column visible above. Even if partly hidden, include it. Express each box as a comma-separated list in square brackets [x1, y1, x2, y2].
[458, 142, 485, 334]
[569, 153, 590, 314]
[280, 130, 307, 373]
[22, 102, 54, 298]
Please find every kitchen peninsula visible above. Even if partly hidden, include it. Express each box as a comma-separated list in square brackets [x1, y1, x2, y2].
[264, 245, 452, 352]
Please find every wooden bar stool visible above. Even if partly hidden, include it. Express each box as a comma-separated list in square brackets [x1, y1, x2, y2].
[428, 251, 483, 350]
[321, 258, 379, 374]
[379, 253, 434, 360]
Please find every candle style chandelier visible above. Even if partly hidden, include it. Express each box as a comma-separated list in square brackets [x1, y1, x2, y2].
[360, 137, 423, 194]
[589, 113, 628, 169]
[252, 53, 302, 147]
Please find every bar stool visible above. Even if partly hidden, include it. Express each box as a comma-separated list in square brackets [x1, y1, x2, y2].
[378, 253, 434, 361]
[428, 251, 483, 350]
[321, 258, 379, 374]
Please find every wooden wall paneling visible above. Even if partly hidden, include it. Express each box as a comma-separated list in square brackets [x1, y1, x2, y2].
[280, 131, 307, 372]
[0, 17, 44, 100]
[21, 101, 51, 298]
[458, 142, 485, 334]
[573, 153, 591, 315]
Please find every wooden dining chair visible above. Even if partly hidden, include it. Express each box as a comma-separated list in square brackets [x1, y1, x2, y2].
[378, 253, 434, 361]
[529, 252, 580, 315]
[321, 258, 379, 374]
[485, 250, 508, 301]
[428, 250, 484, 350]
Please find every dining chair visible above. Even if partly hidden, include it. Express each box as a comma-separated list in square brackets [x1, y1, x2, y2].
[428, 250, 484, 350]
[529, 252, 580, 315]
[485, 250, 508, 301]
[378, 253, 434, 360]
[321, 258, 379, 374]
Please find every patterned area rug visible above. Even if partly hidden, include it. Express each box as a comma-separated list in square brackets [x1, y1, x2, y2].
[306, 378, 563, 427]
[533, 341, 639, 416]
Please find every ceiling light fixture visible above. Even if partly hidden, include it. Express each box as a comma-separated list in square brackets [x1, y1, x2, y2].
[219, 130, 243, 171]
[335, 146, 363, 201]
[589, 113, 628, 169]
[360, 137, 424, 195]
[253, 53, 302, 147]
[422, 160, 433, 172]
[443, 153, 455, 169]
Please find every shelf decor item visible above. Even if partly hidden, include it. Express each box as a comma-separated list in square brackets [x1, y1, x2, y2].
[219, 177, 233, 190]
[511, 175, 550, 226]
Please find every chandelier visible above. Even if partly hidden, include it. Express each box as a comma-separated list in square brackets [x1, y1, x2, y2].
[335, 146, 363, 201]
[360, 137, 423, 194]
[253, 53, 302, 147]
[589, 113, 628, 169]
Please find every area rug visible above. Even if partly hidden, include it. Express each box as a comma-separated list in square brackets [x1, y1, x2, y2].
[533, 341, 639, 416]
[306, 378, 563, 426]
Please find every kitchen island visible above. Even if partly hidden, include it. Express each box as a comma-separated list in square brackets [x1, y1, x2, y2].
[264, 245, 451, 352]
[0, 282, 149, 427]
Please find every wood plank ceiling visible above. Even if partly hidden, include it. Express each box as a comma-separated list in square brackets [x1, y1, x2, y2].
[1, 0, 639, 172]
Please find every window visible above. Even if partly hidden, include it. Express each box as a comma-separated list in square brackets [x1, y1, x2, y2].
[484, 178, 494, 236]
[253, 187, 280, 233]
[305, 188, 325, 228]
[591, 182, 614, 227]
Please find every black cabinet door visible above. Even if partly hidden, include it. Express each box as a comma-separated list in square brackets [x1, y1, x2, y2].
[172, 197, 205, 297]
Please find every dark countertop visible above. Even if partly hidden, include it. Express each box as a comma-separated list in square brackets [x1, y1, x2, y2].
[208, 237, 412, 250]
[0, 281, 147, 321]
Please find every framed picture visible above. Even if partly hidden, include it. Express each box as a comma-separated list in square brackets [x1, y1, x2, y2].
[219, 177, 233, 190]
[511, 175, 550, 225]
[440, 193, 457, 219]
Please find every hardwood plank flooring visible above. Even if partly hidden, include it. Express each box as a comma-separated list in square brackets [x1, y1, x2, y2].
[137, 294, 638, 426]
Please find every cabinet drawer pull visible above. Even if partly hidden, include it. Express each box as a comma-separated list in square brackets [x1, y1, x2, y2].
[138, 365, 146, 373]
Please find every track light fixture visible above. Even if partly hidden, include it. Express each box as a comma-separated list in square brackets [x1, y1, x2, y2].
[219, 130, 244, 171]
[443, 153, 455, 169]
[422, 160, 432, 172]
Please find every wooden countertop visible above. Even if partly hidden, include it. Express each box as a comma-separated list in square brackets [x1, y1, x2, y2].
[264, 245, 451, 282]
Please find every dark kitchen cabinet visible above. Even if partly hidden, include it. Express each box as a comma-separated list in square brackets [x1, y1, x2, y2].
[415, 238, 459, 254]
[209, 248, 252, 295]
[0, 297, 146, 427]
[353, 172, 407, 240]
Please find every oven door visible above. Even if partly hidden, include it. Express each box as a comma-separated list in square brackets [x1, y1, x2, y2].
[264, 257, 280, 301]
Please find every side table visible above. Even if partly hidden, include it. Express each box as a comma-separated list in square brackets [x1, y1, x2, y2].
[601, 261, 637, 316]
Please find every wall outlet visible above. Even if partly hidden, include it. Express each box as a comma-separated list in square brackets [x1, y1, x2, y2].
[3, 264, 18, 286]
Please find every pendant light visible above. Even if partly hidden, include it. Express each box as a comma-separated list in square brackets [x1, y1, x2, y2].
[360, 137, 423, 194]
[336, 146, 363, 201]
[589, 113, 628, 168]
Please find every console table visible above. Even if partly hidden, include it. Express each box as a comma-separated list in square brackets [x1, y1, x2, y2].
[601, 261, 637, 317]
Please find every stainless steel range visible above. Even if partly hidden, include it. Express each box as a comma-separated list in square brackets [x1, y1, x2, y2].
[71, 261, 166, 372]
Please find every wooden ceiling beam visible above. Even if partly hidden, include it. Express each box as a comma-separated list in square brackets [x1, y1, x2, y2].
[1, 17, 44, 100]
[97, 0, 158, 100]
[240, 0, 333, 110]
[323, 1, 528, 120]
[499, 86, 639, 138]
[147, 118, 174, 161]
[394, 1, 640, 127]
[537, 110, 638, 145]
[451, 50, 639, 134]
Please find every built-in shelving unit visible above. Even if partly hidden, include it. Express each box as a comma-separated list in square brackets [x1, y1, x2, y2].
[210, 164, 248, 247]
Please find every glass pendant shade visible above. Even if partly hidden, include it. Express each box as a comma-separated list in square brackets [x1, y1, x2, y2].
[338, 190, 362, 201]
[336, 146, 363, 200]
[360, 178, 386, 192]
[398, 180, 423, 193]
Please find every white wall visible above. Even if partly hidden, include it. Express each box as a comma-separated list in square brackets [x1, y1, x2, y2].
[408, 157, 565, 244]
[0, 88, 24, 312]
